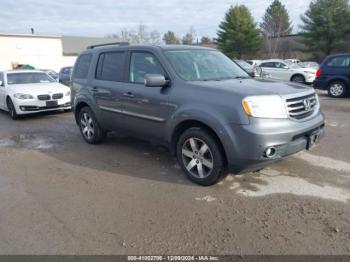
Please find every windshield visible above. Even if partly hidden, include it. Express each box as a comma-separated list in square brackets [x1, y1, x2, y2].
[7, 72, 55, 85]
[164, 50, 249, 81]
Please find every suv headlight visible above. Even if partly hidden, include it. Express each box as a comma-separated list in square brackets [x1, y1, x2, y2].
[13, 93, 34, 100]
[242, 95, 288, 119]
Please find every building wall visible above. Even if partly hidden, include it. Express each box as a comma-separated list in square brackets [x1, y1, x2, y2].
[0, 35, 76, 72]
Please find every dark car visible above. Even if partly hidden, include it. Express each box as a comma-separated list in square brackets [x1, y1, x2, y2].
[58, 66, 73, 86]
[314, 54, 350, 97]
[39, 69, 59, 81]
[71, 43, 325, 186]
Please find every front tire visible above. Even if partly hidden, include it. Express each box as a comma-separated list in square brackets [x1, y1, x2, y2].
[291, 75, 306, 84]
[328, 81, 347, 98]
[176, 127, 226, 186]
[7, 98, 19, 120]
[78, 107, 106, 144]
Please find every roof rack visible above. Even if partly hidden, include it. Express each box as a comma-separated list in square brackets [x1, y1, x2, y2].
[87, 42, 129, 49]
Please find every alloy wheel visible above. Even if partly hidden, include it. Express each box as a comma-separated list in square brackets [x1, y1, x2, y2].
[181, 137, 214, 179]
[80, 113, 95, 140]
[329, 83, 344, 97]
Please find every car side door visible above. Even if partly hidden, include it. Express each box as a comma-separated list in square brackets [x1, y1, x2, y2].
[274, 62, 292, 81]
[120, 51, 172, 140]
[260, 62, 278, 79]
[90, 50, 128, 130]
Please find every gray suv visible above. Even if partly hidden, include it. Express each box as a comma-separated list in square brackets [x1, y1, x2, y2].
[71, 43, 325, 186]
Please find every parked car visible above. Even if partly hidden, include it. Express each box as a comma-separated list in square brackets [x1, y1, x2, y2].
[246, 60, 262, 67]
[72, 44, 325, 186]
[285, 59, 301, 64]
[39, 69, 59, 81]
[234, 60, 270, 79]
[0, 70, 71, 119]
[259, 59, 317, 84]
[59, 66, 73, 86]
[299, 61, 320, 69]
[314, 53, 350, 97]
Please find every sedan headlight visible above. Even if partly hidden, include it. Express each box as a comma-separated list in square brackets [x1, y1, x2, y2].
[242, 95, 288, 119]
[13, 93, 34, 100]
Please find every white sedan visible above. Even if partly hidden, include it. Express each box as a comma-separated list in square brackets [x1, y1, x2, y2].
[258, 59, 317, 84]
[0, 70, 71, 119]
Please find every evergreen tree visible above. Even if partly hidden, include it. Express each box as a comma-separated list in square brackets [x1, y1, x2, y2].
[260, 0, 293, 38]
[217, 5, 262, 58]
[300, 0, 350, 56]
[163, 31, 180, 45]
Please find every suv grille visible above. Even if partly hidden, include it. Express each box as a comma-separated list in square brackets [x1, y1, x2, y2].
[38, 95, 51, 101]
[285, 93, 317, 120]
[52, 93, 63, 99]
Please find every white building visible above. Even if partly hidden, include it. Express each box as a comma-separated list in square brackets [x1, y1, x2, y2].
[0, 33, 119, 72]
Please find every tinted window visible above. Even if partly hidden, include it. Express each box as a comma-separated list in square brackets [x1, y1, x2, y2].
[328, 56, 350, 67]
[96, 52, 125, 82]
[74, 54, 92, 79]
[0, 73, 3, 85]
[275, 62, 288, 69]
[129, 52, 165, 83]
[260, 62, 275, 68]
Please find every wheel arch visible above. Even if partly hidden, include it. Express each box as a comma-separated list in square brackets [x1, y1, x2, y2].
[290, 73, 305, 82]
[170, 119, 228, 166]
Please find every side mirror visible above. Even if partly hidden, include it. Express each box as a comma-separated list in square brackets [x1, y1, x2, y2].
[144, 74, 167, 87]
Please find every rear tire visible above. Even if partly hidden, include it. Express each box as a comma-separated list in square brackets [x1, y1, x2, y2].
[176, 127, 227, 186]
[78, 106, 106, 144]
[328, 81, 347, 98]
[7, 98, 19, 120]
[291, 75, 306, 84]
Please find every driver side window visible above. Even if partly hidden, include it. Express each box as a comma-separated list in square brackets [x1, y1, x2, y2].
[129, 52, 165, 84]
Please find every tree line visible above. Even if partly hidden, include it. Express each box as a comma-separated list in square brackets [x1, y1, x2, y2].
[217, 0, 350, 59]
[109, 0, 350, 60]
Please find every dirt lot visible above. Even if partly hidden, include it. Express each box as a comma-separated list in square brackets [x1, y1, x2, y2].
[0, 91, 349, 255]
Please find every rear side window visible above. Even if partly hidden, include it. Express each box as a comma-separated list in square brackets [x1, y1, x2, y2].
[0, 73, 3, 85]
[74, 54, 92, 79]
[96, 52, 125, 82]
[260, 62, 275, 68]
[327, 56, 350, 67]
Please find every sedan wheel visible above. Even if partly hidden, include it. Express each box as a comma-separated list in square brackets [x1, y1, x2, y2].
[328, 82, 346, 98]
[291, 75, 305, 84]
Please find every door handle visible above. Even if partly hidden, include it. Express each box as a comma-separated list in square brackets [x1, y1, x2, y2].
[123, 92, 135, 98]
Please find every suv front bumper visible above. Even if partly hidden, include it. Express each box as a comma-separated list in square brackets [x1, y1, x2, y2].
[222, 112, 325, 174]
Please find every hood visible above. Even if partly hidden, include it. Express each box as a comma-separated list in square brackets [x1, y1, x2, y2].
[7, 82, 70, 95]
[189, 78, 314, 97]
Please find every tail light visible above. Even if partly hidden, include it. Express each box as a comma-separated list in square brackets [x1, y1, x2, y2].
[316, 68, 322, 78]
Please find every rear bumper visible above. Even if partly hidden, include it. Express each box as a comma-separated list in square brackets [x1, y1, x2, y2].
[221, 112, 325, 174]
[313, 78, 328, 90]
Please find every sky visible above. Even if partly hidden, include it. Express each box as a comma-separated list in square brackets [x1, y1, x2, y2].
[0, 0, 312, 38]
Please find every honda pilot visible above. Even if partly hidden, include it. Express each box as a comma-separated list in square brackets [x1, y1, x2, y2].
[71, 43, 325, 186]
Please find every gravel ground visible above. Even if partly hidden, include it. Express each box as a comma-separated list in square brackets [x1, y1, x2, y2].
[0, 91, 349, 255]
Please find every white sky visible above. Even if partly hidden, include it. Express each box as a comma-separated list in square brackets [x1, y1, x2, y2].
[0, 0, 312, 38]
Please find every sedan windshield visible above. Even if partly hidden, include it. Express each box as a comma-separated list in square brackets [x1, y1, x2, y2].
[7, 72, 55, 85]
[164, 50, 249, 81]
